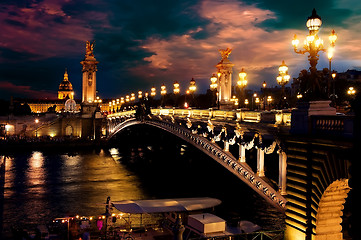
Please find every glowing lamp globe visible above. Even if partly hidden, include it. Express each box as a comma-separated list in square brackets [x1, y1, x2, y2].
[306, 9, 322, 31]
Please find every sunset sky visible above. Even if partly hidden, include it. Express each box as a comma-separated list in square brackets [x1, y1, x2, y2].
[1, 0, 361, 100]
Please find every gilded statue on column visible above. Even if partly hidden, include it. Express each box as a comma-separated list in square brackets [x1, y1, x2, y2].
[219, 48, 232, 60]
[85, 40, 95, 57]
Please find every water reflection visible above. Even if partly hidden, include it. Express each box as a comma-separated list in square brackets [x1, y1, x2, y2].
[27, 151, 45, 188]
[3, 149, 146, 233]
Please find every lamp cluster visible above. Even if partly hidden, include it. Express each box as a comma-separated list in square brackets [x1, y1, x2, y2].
[292, 9, 337, 72]
[106, 78, 198, 111]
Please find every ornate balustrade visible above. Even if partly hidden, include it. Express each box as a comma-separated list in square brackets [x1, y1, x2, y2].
[311, 115, 354, 138]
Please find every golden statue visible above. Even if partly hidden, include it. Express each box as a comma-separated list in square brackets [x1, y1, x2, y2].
[219, 48, 232, 60]
[85, 40, 95, 56]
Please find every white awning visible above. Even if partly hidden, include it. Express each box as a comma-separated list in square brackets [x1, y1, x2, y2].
[112, 197, 221, 214]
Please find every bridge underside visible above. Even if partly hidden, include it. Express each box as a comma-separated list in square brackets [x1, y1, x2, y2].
[107, 109, 353, 240]
[108, 117, 287, 211]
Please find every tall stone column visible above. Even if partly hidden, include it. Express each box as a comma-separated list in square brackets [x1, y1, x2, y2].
[81, 40, 99, 103]
[216, 48, 234, 109]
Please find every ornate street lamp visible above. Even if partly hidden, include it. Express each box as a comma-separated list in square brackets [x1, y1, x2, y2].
[189, 78, 197, 93]
[210, 74, 219, 108]
[35, 119, 39, 137]
[267, 96, 273, 110]
[173, 81, 180, 107]
[347, 87, 356, 96]
[262, 81, 267, 110]
[292, 9, 337, 71]
[210, 74, 218, 90]
[160, 84, 167, 95]
[238, 68, 247, 107]
[150, 86, 156, 97]
[130, 93, 135, 101]
[292, 9, 337, 100]
[188, 78, 196, 107]
[276, 61, 290, 109]
[160, 84, 167, 107]
[173, 81, 180, 94]
[138, 90, 143, 99]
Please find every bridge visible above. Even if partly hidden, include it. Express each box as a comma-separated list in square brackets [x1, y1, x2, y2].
[106, 107, 353, 240]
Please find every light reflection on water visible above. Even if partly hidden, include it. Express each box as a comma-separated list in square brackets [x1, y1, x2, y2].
[3, 149, 145, 231]
[2, 133, 284, 235]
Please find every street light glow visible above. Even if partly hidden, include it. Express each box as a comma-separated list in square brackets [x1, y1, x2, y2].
[189, 78, 196, 93]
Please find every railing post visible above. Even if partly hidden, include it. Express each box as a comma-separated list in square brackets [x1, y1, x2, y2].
[278, 151, 287, 195]
[257, 148, 265, 177]
[224, 141, 229, 152]
[238, 144, 246, 163]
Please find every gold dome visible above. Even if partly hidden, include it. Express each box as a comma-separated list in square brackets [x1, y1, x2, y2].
[58, 69, 74, 99]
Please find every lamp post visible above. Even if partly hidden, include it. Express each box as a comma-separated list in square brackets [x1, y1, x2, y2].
[252, 93, 257, 110]
[189, 78, 196, 93]
[347, 87, 356, 97]
[267, 96, 273, 110]
[173, 81, 180, 107]
[173, 81, 180, 94]
[151, 86, 156, 97]
[276, 60, 290, 109]
[328, 30, 337, 72]
[35, 119, 39, 138]
[292, 9, 337, 99]
[130, 93, 135, 102]
[262, 81, 267, 110]
[160, 84, 166, 107]
[238, 68, 247, 107]
[331, 72, 337, 100]
[210, 74, 219, 109]
[189, 78, 196, 107]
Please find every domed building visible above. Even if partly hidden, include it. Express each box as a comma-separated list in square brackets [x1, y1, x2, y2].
[26, 69, 80, 113]
[58, 69, 74, 100]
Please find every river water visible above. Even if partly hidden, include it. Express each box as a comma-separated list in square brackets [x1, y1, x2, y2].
[1, 125, 284, 236]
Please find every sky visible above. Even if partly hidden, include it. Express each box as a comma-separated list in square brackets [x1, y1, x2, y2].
[1, 0, 361, 100]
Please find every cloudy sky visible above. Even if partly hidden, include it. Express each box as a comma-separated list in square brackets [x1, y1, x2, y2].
[1, 0, 361, 100]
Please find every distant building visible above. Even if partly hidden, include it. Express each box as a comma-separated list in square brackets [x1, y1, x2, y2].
[27, 69, 80, 113]
[337, 69, 361, 82]
[58, 69, 74, 100]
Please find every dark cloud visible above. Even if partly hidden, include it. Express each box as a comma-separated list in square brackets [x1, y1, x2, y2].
[244, 0, 352, 30]
[0, 55, 83, 100]
[0, 0, 360, 100]
[4, 19, 26, 27]
[0, 47, 41, 62]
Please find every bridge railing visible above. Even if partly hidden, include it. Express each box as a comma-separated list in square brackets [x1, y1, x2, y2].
[311, 115, 354, 138]
[148, 108, 291, 125]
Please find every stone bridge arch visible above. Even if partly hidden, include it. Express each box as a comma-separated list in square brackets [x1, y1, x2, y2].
[315, 179, 350, 240]
[107, 117, 287, 211]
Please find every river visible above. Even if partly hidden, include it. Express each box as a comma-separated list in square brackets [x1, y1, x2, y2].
[1, 125, 284, 237]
